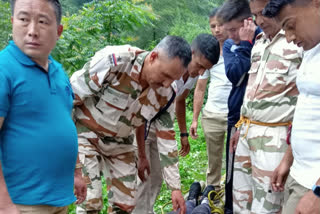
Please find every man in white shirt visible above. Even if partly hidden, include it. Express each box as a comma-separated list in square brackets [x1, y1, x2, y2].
[133, 34, 220, 214]
[263, 1, 320, 214]
[190, 8, 231, 193]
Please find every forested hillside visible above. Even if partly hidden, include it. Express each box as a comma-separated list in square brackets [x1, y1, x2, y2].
[0, 0, 223, 74]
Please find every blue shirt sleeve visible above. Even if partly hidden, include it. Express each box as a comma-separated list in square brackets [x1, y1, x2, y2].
[0, 70, 10, 118]
[223, 39, 252, 86]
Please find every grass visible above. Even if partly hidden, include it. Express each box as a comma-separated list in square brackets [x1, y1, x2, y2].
[68, 109, 227, 214]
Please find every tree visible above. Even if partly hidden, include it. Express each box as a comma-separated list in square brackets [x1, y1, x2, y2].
[128, 0, 223, 49]
[61, 0, 94, 15]
[0, 1, 11, 50]
[52, 0, 156, 74]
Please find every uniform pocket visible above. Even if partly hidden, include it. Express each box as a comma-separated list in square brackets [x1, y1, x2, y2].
[249, 52, 262, 74]
[265, 58, 290, 75]
[96, 86, 129, 126]
[263, 57, 292, 95]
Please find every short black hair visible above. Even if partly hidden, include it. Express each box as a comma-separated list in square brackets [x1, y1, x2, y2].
[10, 0, 62, 25]
[263, 0, 294, 18]
[217, 0, 251, 23]
[209, 7, 220, 18]
[263, 0, 312, 18]
[191, 34, 220, 65]
[155, 35, 192, 68]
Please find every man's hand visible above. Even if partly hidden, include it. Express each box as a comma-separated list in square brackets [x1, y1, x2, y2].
[295, 191, 320, 214]
[229, 130, 240, 153]
[74, 170, 87, 204]
[136, 124, 150, 182]
[0, 204, 20, 214]
[189, 121, 198, 139]
[271, 161, 290, 192]
[179, 137, 190, 157]
[0, 155, 20, 214]
[239, 19, 256, 42]
[137, 156, 150, 182]
[172, 190, 186, 214]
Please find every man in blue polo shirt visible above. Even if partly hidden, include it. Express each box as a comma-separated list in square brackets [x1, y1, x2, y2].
[0, 0, 86, 213]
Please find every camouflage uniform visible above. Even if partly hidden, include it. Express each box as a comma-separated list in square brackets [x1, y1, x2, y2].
[233, 31, 303, 213]
[132, 104, 181, 214]
[70, 45, 176, 214]
[133, 77, 197, 214]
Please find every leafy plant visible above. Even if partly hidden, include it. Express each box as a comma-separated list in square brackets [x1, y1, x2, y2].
[129, 0, 221, 49]
[0, 1, 12, 50]
[52, 0, 156, 75]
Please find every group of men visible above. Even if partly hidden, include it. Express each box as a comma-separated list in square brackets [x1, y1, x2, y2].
[0, 0, 219, 214]
[1, 0, 320, 214]
[215, 0, 320, 214]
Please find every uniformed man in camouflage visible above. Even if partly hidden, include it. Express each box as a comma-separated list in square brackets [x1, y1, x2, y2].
[229, 0, 303, 213]
[70, 36, 191, 214]
[133, 34, 220, 214]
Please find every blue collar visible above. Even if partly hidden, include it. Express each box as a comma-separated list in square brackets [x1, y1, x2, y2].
[7, 41, 58, 94]
[7, 40, 54, 68]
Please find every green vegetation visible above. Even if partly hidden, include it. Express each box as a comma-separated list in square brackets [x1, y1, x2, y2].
[0, 1, 11, 49]
[0, 0, 223, 73]
[53, 0, 156, 74]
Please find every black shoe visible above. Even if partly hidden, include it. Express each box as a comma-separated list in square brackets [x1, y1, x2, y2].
[187, 181, 202, 204]
[200, 185, 215, 203]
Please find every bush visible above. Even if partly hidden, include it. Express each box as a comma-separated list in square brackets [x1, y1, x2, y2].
[52, 0, 155, 75]
[0, 1, 12, 50]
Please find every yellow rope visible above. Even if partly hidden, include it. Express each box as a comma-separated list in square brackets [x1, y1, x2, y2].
[235, 116, 292, 139]
[208, 190, 224, 214]
[161, 201, 173, 214]
[160, 189, 225, 214]
[160, 179, 226, 214]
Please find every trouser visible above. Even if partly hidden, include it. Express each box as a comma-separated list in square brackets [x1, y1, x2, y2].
[201, 110, 228, 189]
[233, 124, 288, 213]
[132, 126, 163, 214]
[282, 175, 311, 214]
[15, 204, 68, 214]
[225, 125, 235, 214]
[191, 203, 211, 214]
[133, 109, 181, 214]
[167, 201, 211, 214]
[76, 134, 137, 214]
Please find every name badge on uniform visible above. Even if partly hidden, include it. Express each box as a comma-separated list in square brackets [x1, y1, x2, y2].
[102, 86, 129, 110]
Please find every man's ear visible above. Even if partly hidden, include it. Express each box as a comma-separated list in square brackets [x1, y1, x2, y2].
[57, 25, 63, 39]
[149, 51, 159, 64]
[11, 16, 13, 24]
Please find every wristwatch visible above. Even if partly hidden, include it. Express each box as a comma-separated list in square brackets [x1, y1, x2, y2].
[180, 132, 189, 138]
[312, 184, 320, 198]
